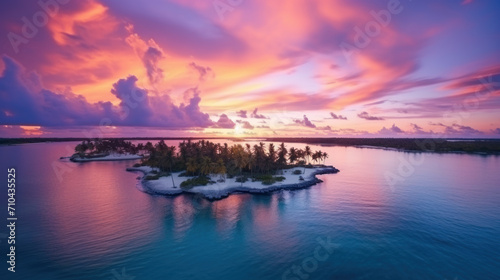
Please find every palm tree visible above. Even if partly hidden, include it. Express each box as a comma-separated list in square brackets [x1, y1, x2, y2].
[244, 144, 255, 177]
[87, 141, 95, 154]
[267, 143, 276, 173]
[304, 146, 312, 164]
[277, 142, 288, 173]
[186, 158, 198, 176]
[166, 146, 176, 187]
[232, 145, 248, 186]
[145, 142, 154, 154]
[288, 147, 298, 165]
[200, 156, 212, 176]
[137, 143, 144, 154]
[296, 149, 305, 164]
[215, 158, 226, 182]
[312, 150, 324, 164]
[74, 142, 87, 156]
[322, 152, 328, 164]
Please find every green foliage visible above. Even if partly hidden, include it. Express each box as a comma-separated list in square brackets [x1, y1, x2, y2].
[74, 139, 138, 156]
[251, 174, 273, 181]
[73, 139, 331, 179]
[252, 174, 286, 185]
[145, 171, 170, 180]
[180, 176, 214, 189]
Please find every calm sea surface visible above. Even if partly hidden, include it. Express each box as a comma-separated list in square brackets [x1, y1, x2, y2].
[0, 141, 499, 280]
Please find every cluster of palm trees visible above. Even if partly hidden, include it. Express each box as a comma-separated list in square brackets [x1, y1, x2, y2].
[142, 140, 328, 178]
[74, 139, 329, 181]
[74, 139, 138, 156]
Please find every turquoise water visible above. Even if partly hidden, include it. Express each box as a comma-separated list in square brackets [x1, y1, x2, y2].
[0, 141, 499, 280]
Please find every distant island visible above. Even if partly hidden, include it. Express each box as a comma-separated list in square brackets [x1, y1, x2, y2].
[67, 139, 339, 199]
[265, 137, 500, 154]
[69, 139, 144, 162]
[4, 137, 500, 154]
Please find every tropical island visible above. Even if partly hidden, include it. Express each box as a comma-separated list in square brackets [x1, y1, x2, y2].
[68, 139, 339, 199]
[69, 139, 144, 162]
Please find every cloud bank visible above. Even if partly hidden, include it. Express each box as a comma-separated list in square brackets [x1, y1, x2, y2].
[0, 56, 212, 128]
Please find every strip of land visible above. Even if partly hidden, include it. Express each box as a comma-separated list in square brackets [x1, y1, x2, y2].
[264, 138, 500, 154]
[5, 137, 500, 154]
[127, 165, 339, 200]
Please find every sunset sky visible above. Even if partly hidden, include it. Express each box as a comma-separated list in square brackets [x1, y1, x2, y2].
[0, 0, 499, 138]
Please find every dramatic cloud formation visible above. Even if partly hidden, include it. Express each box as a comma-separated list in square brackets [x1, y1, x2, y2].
[214, 114, 235, 129]
[125, 30, 165, 85]
[143, 47, 164, 84]
[0, 56, 212, 128]
[358, 111, 384, 121]
[0, 0, 499, 137]
[329, 112, 347, 120]
[294, 115, 316, 128]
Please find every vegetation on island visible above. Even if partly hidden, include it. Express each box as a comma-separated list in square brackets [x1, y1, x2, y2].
[73, 139, 330, 188]
[73, 139, 139, 157]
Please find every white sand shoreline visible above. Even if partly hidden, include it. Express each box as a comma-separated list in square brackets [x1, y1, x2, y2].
[126, 165, 339, 200]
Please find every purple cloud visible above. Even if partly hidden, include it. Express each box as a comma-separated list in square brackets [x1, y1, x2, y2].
[236, 110, 247, 118]
[317, 125, 332, 131]
[213, 114, 235, 129]
[329, 112, 347, 120]
[430, 122, 483, 135]
[294, 115, 316, 128]
[378, 124, 405, 135]
[0, 56, 212, 128]
[189, 62, 214, 81]
[358, 111, 384, 120]
[236, 120, 254, 129]
[250, 108, 267, 119]
[410, 123, 428, 134]
[143, 46, 164, 84]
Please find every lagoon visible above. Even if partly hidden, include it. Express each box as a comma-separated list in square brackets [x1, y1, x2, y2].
[0, 140, 499, 279]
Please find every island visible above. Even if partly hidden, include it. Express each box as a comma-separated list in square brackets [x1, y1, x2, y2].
[69, 139, 339, 199]
[69, 139, 144, 162]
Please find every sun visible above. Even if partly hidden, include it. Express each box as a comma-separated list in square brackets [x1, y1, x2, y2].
[234, 123, 243, 135]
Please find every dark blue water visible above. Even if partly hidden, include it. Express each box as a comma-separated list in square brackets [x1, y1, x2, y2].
[0, 141, 499, 280]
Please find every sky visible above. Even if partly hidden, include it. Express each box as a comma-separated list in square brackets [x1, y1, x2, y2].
[0, 0, 499, 138]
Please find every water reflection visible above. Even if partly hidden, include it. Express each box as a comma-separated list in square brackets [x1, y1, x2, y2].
[1, 141, 499, 279]
[25, 146, 165, 267]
